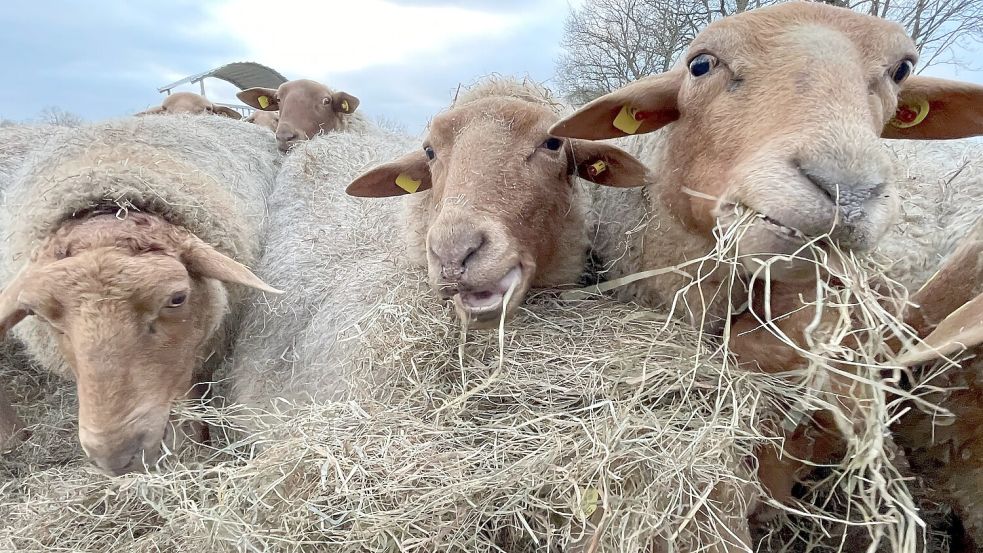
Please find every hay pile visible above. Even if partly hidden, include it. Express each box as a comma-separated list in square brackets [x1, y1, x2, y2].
[0, 229, 933, 552]
[1, 266, 769, 552]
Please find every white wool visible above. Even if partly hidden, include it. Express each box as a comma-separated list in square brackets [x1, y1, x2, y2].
[876, 139, 983, 289]
[0, 115, 280, 380]
[226, 125, 417, 409]
[0, 125, 66, 194]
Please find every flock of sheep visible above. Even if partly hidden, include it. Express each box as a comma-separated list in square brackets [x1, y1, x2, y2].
[1, 2, 983, 552]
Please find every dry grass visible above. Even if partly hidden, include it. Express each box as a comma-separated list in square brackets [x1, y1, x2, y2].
[0, 209, 943, 552]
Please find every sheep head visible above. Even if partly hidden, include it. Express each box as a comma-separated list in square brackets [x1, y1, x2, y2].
[136, 92, 242, 120]
[238, 79, 359, 152]
[245, 110, 279, 132]
[347, 90, 649, 329]
[0, 213, 280, 475]
[550, 1, 983, 283]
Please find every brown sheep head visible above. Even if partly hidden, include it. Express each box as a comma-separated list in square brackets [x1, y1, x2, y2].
[136, 92, 243, 120]
[550, 1, 983, 283]
[347, 92, 649, 328]
[237, 79, 359, 152]
[0, 213, 280, 475]
[244, 110, 279, 132]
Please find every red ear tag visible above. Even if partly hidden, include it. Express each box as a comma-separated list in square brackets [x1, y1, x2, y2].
[890, 98, 930, 128]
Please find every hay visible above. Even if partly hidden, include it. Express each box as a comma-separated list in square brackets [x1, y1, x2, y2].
[2, 265, 776, 552]
[0, 207, 937, 552]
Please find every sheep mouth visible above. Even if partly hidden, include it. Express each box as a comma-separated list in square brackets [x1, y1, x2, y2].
[756, 212, 809, 243]
[452, 266, 525, 328]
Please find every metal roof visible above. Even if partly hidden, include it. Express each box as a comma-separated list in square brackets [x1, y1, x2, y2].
[157, 62, 288, 94]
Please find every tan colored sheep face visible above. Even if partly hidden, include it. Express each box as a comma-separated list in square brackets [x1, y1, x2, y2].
[136, 92, 243, 120]
[0, 214, 279, 475]
[238, 80, 359, 152]
[550, 2, 983, 282]
[245, 110, 279, 132]
[347, 95, 648, 328]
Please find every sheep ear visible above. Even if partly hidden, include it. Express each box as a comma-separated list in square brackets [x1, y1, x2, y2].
[237, 87, 280, 111]
[0, 269, 32, 337]
[882, 76, 983, 140]
[549, 69, 684, 140]
[568, 140, 649, 188]
[332, 92, 360, 115]
[135, 106, 165, 117]
[898, 292, 983, 366]
[347, 150, 433, 198]
[213, 106, 242, 120]
[183, 238, 282, 295]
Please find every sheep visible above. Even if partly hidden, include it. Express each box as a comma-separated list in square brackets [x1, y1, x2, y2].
[237, 79, 366, 151]
[548, 0, 983, 528]
[346, 78, 649, 329]
[135, 91, 243, 120]
[223, 78, 767, 553]
[888, 219, 983, 551]
[228, 77, 648, 406]
[0, 124, 65, 192]
[244, 110, 279, 132]
[0, 115, 281, 475]
[224, 125, 416, 410]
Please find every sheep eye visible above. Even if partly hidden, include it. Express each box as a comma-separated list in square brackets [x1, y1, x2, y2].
[166, 291, 188, 308]
[891, 59, 914, 84]
[543, 137, 563, 151]
[688, 54, 717, 77]
[424, 145, 436, 161]
[321, 97, 332, 106]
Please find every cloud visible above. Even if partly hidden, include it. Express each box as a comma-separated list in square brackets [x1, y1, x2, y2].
[199, 0, 525, 77]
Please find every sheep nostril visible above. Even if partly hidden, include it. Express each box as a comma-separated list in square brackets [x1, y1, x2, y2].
[798, 167, 837, 203]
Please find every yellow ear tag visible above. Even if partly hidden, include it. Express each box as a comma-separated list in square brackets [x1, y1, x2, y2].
[588, 160, 607, 178]
[395, 173, 421, 194]
[613, 105, 643, 134]
[257, 95, 271, 109]
[340, 100, 350, 113]
[890, 97, 930, 128]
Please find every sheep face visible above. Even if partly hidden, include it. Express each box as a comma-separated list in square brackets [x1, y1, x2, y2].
[0, 214, 279, 475]
[245, 110, 279, 132]
[136, 92, 243, 120]
[551, 1, 983, 282]
[348, 96, 648, 328]
[238, 80, 359, 152]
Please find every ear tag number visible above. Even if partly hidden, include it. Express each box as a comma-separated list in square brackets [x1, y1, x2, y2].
[588, 160, 607, 177]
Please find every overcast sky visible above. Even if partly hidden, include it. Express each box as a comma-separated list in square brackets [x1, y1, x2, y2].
[1, 0, 980, 136]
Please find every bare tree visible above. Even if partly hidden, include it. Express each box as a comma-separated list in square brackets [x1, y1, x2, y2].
[847, 0, 983, 69]
[555, 0, 982, 104]
[555, 0, 775, 104]
[37, 106, 84, 127]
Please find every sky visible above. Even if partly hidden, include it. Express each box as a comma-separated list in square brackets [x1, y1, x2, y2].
[1, 0, 980, 136]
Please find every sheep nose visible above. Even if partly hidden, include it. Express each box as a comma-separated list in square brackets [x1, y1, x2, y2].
[798, 166, 886, 226]
[430, 231, 485, 282]
[80, 430, 152, 476]
[275, 129, 298, 149]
